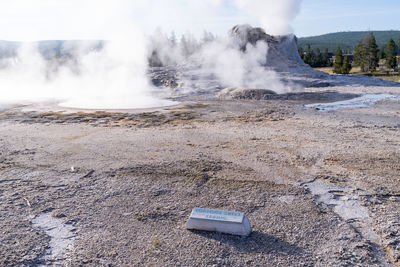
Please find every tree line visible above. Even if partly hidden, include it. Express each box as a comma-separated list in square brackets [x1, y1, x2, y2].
[148, 30, 216, 67]
[298, 46, 332, 68]
[300, 33, 399, 75]
[353, 33, 398, 72]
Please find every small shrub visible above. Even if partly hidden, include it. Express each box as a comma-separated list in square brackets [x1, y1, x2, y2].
[153, 239, 161, 247]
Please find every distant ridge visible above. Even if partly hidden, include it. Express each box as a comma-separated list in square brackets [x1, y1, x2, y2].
[298, 31, 400, 53]
[0, 40, 103, 58]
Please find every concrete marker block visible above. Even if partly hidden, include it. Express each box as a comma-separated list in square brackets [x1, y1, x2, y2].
[186, 208, 251, 236]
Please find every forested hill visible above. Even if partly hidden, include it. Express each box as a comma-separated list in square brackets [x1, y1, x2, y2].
[298, 31, 400, 53]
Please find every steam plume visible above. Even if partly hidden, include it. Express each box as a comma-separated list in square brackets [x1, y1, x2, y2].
[0, 0, 175, 109]
[234, 0, 303, 35]
[0, 0, 304, 109]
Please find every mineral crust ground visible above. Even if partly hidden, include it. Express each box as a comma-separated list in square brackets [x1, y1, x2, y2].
[1, 85, 400, 266]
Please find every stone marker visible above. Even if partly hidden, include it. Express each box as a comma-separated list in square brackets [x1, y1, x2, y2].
[186, 208, 251, 236]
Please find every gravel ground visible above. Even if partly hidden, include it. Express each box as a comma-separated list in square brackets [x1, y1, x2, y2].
[0, 87, 399, 266]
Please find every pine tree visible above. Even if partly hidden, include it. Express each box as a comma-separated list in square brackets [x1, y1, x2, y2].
[313, 48, 322, 67]
[333, 48, 344, 74]
[398, 37, 400, 55]
[169, 31, 177, 47]
[385, 38, 397, 70]
[322, 48, 329, 66]
[363, 33, 379, 72]
[353, 41, 365, 71]
[379, 46, 385, 60]
[398, 37, 400, 72]
[180, 35, 188, 57]
[298, 47, 304, 60]
[304, 44, 312, 65]
[180, 33, 199, 57]
[341, 56, 352, 74]
[201, 31, 215, 44]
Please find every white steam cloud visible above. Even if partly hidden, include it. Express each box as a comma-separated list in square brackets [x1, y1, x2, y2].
[184, 34, 291, 92]
[0, 38, 173, 109]
[234, 0, 303, 35]
[0, 0, 303, 109]
[0, 0, 176, 109]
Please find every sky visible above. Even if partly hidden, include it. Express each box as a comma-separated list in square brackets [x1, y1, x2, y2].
[294, 0, 400, 36]
[0, 0, 399, 41]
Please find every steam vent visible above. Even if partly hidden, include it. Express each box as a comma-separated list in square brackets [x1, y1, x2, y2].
[229, 24, 304, 66]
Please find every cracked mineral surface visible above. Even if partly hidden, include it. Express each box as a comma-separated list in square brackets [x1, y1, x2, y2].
[1, 84, 400, 266]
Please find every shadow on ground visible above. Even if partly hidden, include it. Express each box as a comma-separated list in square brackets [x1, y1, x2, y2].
[191, 230, 307, 256]
[222, 89, 362, 102]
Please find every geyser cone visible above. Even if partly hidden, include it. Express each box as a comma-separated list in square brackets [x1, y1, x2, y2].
[229, 24, 304, 67]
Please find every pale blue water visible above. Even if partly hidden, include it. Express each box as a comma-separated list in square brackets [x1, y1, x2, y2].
[305, 93, 400, 112]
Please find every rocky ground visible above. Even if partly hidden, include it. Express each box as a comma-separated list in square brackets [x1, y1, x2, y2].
[1, 86, 400, 266]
